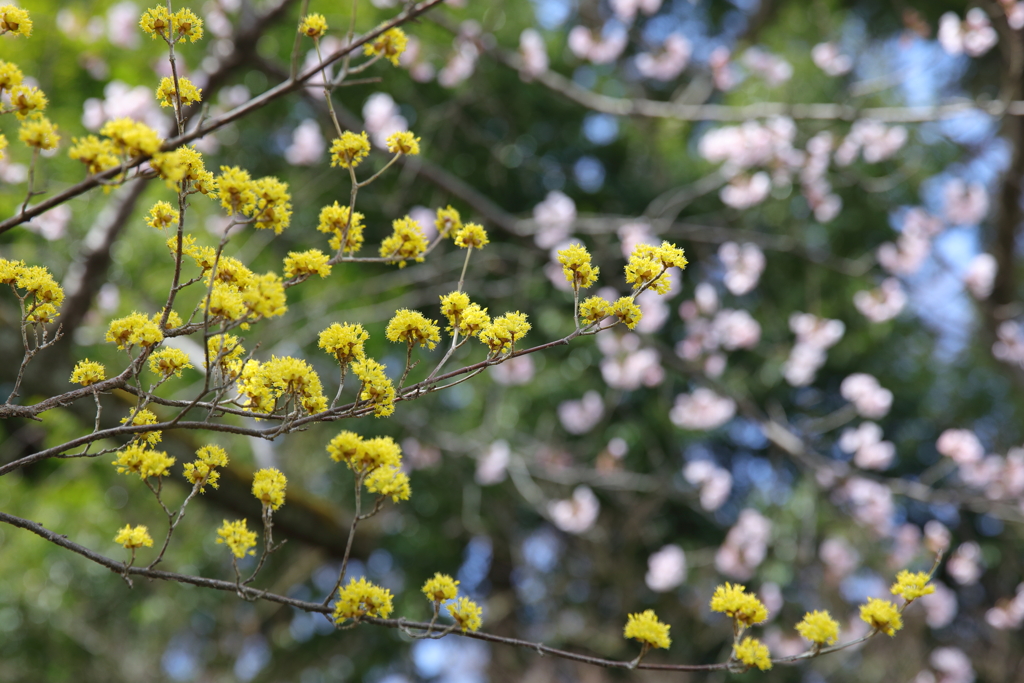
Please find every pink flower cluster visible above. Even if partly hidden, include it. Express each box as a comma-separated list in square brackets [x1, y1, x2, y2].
[811, 42, 852, 76]
[568, 25, 628, 65]
[993, 320, 1024, 367]
[532, 190, 577, 248]
[719, 242, 766, 295]
[963, 253, 997, 300]
[518, 29, 548, 79]
[834, 119, 908, 166]
[741, 47, 793, 86]
[363, 92, 409, 149]
[598, 331, 664, 390]
[715, 508, 772, 579]
[913, 647, 976, 683]
[986, 582, 1024, 630]
[669, 388, 736, 431]
[548, 485, 600, 534]
[782, 313, 845, 386]
[676, 283, 761, 377]
[831, 477, 894, 535]
[947, 541, 983, 586]
[557, 390, 604, 434]
[854, 277, 907, 322]
[644, 544, 686, 592]
[943, 179, 989, 226]
[938, 9, 997, 57]
[840, 373, 893, 419]
[683, 459, 733, 511]
[635, 33, 691, 81]
[839, 422, 896, 470]
[438, 22, 481, 88]
[877, 207, 943, 276]
[609, 0, 662, 22]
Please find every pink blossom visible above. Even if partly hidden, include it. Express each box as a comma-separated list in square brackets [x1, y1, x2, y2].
[532, 190, 576, 248]
[475, 440, 510, 485]
[82, 80, 169, 132]
[712, 309, 761, 350]
[888, 523, 922, 569]
[819, 537, 860, 580]
[741, 47, 793, 85]
[699, 118, 796, 172]
[106, 2, 140, 49]
[609, 0, 662, 22]
[936, 429, 983, 465]
[904, 207, 945, 237]
[839, 422, 896, 470]
[558, 391, 604, 434]
[920, 580, 958, 629]
[704, 353, 727, 377]
[834, 119, 907, 165]
[635, 288, 671, 334]
[993, 320, 1024, 366]
[709, 46, 737, 91]
[943, 179, 989, 225]
[924, 520, 952, 554]
[938, 11, 999, 57]
[714, 509, 771, 579]
[985, 582, 1024, 629]
[402, 438, 440, 470]
[635, 33, 691, 81]
[645, 544, 687, 592]
[719, 242, 766, 295]
[518, 29, 548, 79]
[617, 222, 655, 259]
[568, 25, 628, 65]
[929, 647, 975, 683]
[598, 333, 664, 390]
[782, 343, 827, 386]
[694, 282, 719, 315]
[683, 460, 733, 511]
[1003, 0, 1024, 30]
[720, 172, 771, 209]
[963, 253, 997, 299]
[438, 41, 479, 88]
[363, 93, 409, 148]
[27, 205, 71, 241]
[840, 373, 893, 419]
[958, 454, 1003, 489]
[490, 354, 535, 385]
[548, 486, 600, 534]
[811, 42, 853, 76]
[790, 312, 845, 348]
[832, 477, 893, 535]
[669, 388, 736, 430]
[854, 278, 907, 323]
[947, 541, 983, 585]
[877, 231, 930, 276]
[400, 36, 437, 83]
[284, 119, 325, 166]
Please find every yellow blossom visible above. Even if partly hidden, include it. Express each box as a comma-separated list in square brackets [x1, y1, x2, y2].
[363, 26, 408, 66]
[447, 596, 483, 632]
[0, 59, 23, 91]
[184, 444, 229, 492]
[352, 358, 396, 417]
[0, 132, 6, 161]
[26, 303, 59, 324]
[422, 573, 459, 603]
[330, 131, 370, 169]
[365, 464, 411, 502]
[379, 216, 429, 267]
[319, 322, 369, 365]
[299, 13, 327, 38]
[333, 577, 394, 623]
[105, 312, 164, 349]
[796, 610, 839, 646]
[216, 519, 257, 558]
[14, 265, 64, 307]
[156, 76, 202, 108]
[9, 84, 46, 119]
[70, 359, 106, 386]
[435, 205, 462, 237]
[890, 570, 935, 602]
[386, 309, 441, 349]
[557, 243, 600, 288]
[215, 165, 257, 215]
[479, 311, 530, 355]
[859, 597, 902, 636]
[69, 135, 120, 175]
[734, 637, 772, 671]
[114, 524, 153, 549]
[121, 408, 162, 446]
[580, 296, 612, 324]
[0, 5, 32, 37]
[146, 201, 179, 230]
[252, 176, 292, 233]
[240, 271, 288, 319]
[386, 130, 420, 155]
[151, 150, 189, 186]
[454, 223, 489, 250]
[208, 334, 245, 366]
[625, 244, 668, 294]
[252, 468, 287, 511]
[710, 583, 769, 627]
[112, 443, 175, 479]
[139, 6, 171, 39]
[0, 258, 24, 285]
[316, 202, 365, 254]
[18, 114, 59, 150]
[172, 8, 203, 43]
[623, 609, 671, 649]
[283, 249, 332, 279]
[439, 291, 489, 337]
[611, 297, 642, 329]
[148, 347, 193, 378]
[100, 118, 163, 157]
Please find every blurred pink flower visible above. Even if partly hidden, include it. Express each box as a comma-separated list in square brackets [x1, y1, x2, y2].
[719, 242, 766, 295]
[568, 25, 628, 65]
[939, 10, 997, 57]
[936, 429, 983, 465]
[475, 440, 510, 485]
[921, 580, 958, 629]
[820, 537, 860, 580]
[714, 509, 772, 579]
[741, 47, 792, 85]
[532, 190, 576, 248]
[943, 179, 989, 225]
[840, 373, 893, 419]
[490, 354, 535, 386]
[636, 34, 691, 81]
[854, 278, 906, 323]
[645, 544, 686, 592]
[811, 42, 852, 76]
[548, 486, 600, 534]
[558, 391, 604, 434]
[284, 119, 325, 166]
[518, 29, 548, 79]
[683, 460, 733, 511]
[670, 388, 736, 431]
[720, 172, 771, 209]
[963, 253, 997, 299]
[947, 542, 983, 585]
[840, 422, 896, 470]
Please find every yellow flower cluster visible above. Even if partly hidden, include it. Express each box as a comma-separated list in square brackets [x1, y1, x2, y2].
[612, 297, 642, 329]
[0, 59, 22, 91]
[379, 216, 429, 267]
[215, 165, 256, 215]
[299, 13, 327, 38]
[216, 519, 257, 558]
[795, 610, 839, 645]
[183, 444, 229, 492]
[2, 261, 65, 317]
[0, 4, 32, 37]
[319, 322, 369, 365]
[352, 359, 397, 417]
[733, 636, 772, 671]
[114, 524, 153, 550]
[421, 573, 459, 603]
[68, 135, 120, 175]
[252, 176, 293, 234]
[252, 468, 287, 511]
[174, 146, 215, 194]
[146, 201, 179, 230]
[386, 130, 420, 155]
[479, 311, 531, 355]
[105, 312, 164, 350]
[140, 6, 203, 43]
[0, 133, 7, 162]
[557, 244, 600, 289]
[207, 334, 245, 380]
[439, 291, 490, 338]
[624, 241, 688, 295]
[112, 443, 176, 479]
[156, 76, 203, 108]
[70, 359, 106, 386]
[121, 408, 162, 445]
[177, 241, 288, 323]
[859, 597, 902, 636]
[283, 249, 332, 279]
[18, 114, 59, 150]
[330, 131, 370, 169]
[100, 118, 163, 158]
[710, 583, 769, 627]
[148, 347, 193, 378]
[448, 596, 483, 632]
[333, 577, 394, 623]
[363, 26, 408, 66]
[317, 202, 365, 254]
[386, 309, 441, 350]
[9, 84, 46, 119]
[454, 223, 489, 250]
[435, 205, 462, 237]
[237, 356, 328, 416]
[579, 296, 611, 325]
[623, 609, 671, 649]
[890, 569, 935, 602]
